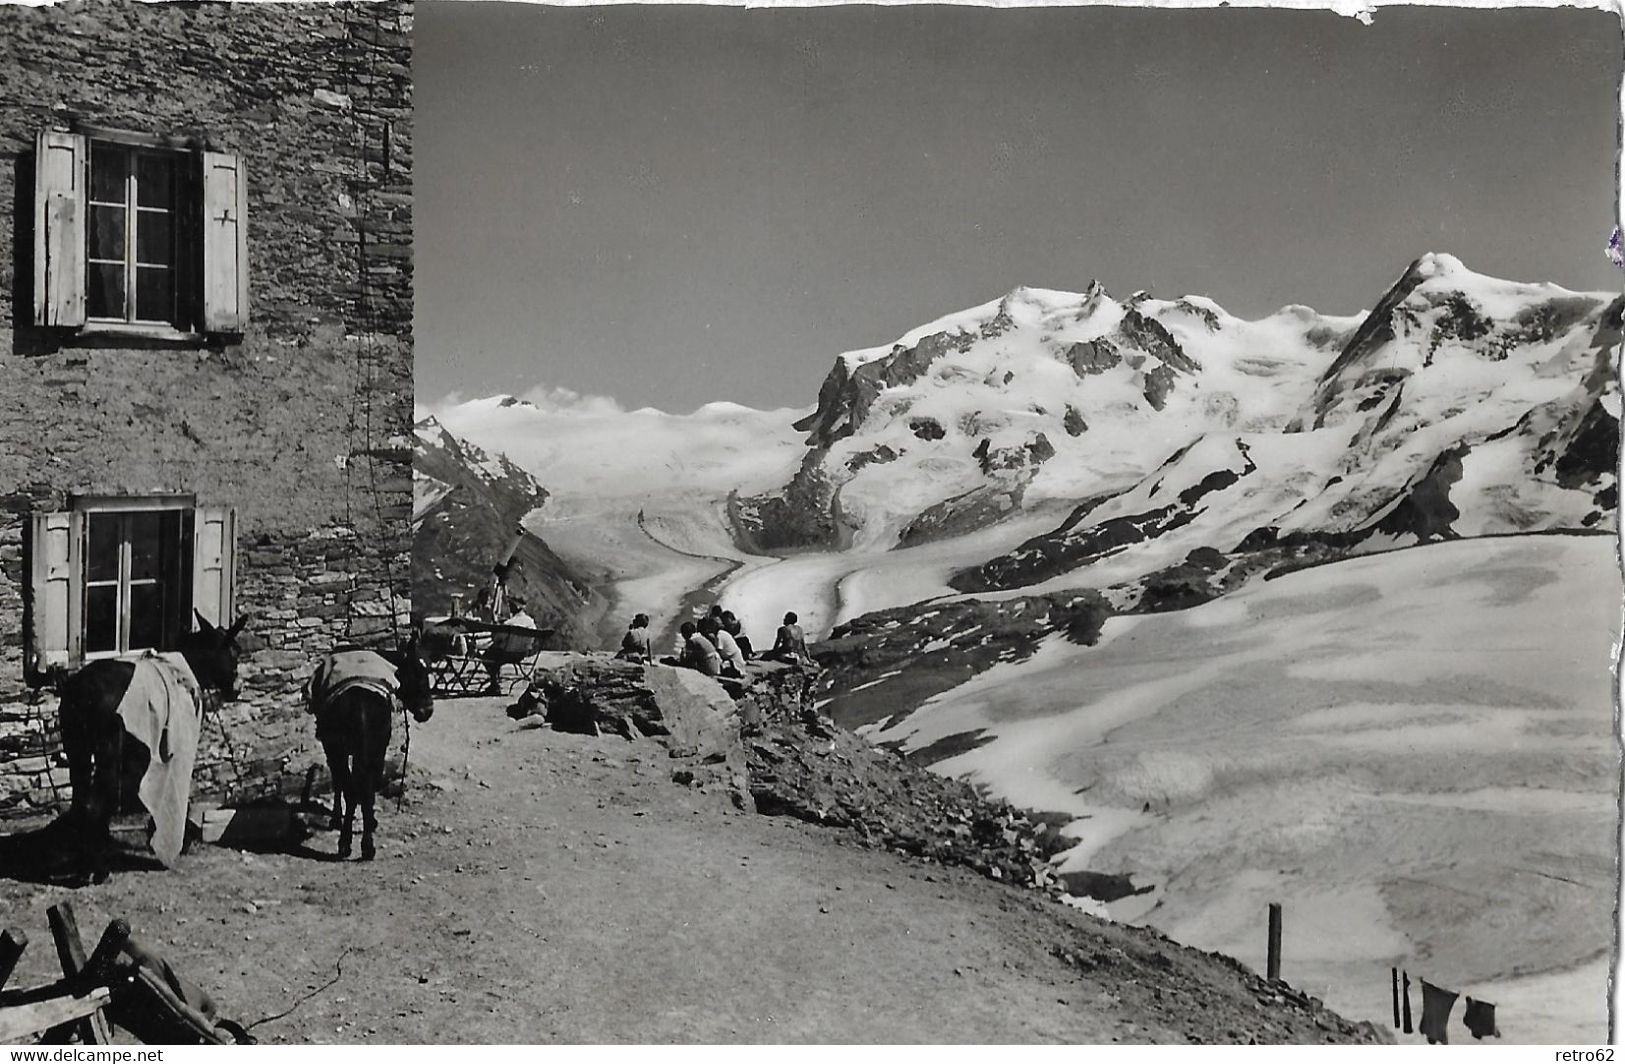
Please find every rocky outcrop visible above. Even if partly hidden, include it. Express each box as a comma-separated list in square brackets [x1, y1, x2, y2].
[1061, 338, 1121, 377]
[507, 654, 754, 809]
[815, 591, 1109, 732]
[1117, 308, 1201, 375]
[794, 328, 980, 448]
[744, 684, 1073, 892]
[730, 449, 845, 552]
[897, 482, 1025, 548]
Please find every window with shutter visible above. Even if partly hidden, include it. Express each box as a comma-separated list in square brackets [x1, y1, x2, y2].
[31, 127, 248, 338]
[22, 498, 237, 682]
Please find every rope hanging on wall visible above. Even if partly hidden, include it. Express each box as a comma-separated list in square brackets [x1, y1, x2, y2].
[338, 2, 405, 649]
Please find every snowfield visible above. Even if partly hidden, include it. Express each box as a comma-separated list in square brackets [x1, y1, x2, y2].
[863, 534, 1618, 1043]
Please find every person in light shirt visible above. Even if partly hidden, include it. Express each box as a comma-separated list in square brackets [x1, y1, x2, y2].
[483, 597, 536, 694]
[701, 617, 746, 679]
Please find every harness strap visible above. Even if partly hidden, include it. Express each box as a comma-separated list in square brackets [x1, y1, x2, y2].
[395, 697, 411, 812]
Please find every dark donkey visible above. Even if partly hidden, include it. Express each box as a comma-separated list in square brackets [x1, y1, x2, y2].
[55, 612, 250, 870]
[308, 636, 434, 861]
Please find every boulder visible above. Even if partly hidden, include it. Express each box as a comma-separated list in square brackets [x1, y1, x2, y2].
[507, 653, 760, 809]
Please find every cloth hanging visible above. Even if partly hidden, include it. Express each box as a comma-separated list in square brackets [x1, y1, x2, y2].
[114, 652, 204, 868]
[1419, 979, 1459, 1045]
[1401, 971, 1413, 1034]
[1463, 997, 1500, 1040]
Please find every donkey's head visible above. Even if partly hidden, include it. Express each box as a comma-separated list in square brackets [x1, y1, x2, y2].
[391, 633, 435, 724]
[181, 611, 251, 701]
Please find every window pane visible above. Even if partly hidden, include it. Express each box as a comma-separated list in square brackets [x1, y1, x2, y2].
[126, 511, 165, 579]
[135, 154, 174, 209]
[88, 263, 126, 319]
[90, 146, 127, 204]
[86, 513, 121, 582]
[128, 583, 165, 650]
[135, 267, 174, 323]
[136, 211, 170, 266]
[85, 585, 119, 654]
[89, 205, 127, 261]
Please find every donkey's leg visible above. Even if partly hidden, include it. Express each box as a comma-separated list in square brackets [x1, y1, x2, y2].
[358, 773, 378, 862]
[84, 713, 124, 880]
[59, 702, 94, 828]
[358, 704, 390, 862]
[322, 737, 354, 859]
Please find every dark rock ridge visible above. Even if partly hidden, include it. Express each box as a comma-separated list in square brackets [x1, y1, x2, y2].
[897, 482, 1027, 548]
[794, 327, 980, 449]
[729, 449, 844, 552]
[954, 440, 1256, 594]
[816, 592, 1110, 733]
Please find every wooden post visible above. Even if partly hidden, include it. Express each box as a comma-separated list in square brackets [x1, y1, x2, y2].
[0, 927, 27, 992]
[1391, 966, 1401, 1028]
[81, 919, 132, 990]
[1266, 902, 1283, 983]
[45, 902, 111, 1044]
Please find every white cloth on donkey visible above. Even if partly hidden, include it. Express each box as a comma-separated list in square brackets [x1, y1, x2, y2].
[114, 652, 204, 868]
[303, 649, 400, 715]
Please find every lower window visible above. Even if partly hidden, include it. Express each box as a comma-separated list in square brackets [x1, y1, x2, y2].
[82, 507, 188, 657]
[24, 498, 237, 680]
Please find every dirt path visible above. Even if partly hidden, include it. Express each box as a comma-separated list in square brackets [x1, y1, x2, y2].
[0, 700, 1378, 1044]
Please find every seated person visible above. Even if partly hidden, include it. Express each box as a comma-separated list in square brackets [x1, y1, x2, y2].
[678, 621, 722, 677]
[721, 610, 753, 659]
[700, 617, 746, 679]
[764, 610, 811, 665]
[482, 598, 537, 694]
[616, 612, 654, 663]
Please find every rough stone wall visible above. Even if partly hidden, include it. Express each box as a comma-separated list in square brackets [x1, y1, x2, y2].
[0, 0, 413, 818]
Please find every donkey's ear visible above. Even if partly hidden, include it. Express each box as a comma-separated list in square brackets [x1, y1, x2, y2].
[194, 610, 217, 634]
[226, 615, 251, 640]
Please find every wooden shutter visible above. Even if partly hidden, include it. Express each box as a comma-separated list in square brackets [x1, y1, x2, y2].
[200, 152, 248, 332]
[191, 507, 236, 629]
[33, 130, 87, 328]
[26, 510, 83, 679]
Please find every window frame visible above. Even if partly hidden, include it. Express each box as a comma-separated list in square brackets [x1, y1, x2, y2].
[24, 498, 237, 684]
[85, 142, 182, 330]
[32, 124, 249, 340]
[73, 494, 194, 662]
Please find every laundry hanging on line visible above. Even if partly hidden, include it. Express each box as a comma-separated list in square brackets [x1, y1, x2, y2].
[1419, 979, 1459, 1045]
[1463, 997, 1500, 1040]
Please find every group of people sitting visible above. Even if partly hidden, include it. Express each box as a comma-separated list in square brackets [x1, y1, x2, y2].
[615, 606, 812, 679]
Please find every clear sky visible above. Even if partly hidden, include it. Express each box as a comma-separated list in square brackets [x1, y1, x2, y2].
[416, 2, 1621, 414]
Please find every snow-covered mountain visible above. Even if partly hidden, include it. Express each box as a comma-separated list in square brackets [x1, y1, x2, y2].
[426, 253, 1618, 640]
[745, 254, 1617, 604]
[413, 415, 600, 640]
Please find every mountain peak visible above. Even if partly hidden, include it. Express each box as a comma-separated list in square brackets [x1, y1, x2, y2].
[1413, 251, 1470, 279]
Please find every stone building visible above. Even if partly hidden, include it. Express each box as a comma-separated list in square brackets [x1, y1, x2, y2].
[0, 0, 414, 818]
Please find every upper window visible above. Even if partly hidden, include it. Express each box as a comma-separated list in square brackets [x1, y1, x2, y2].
[24, 499, 237, 680]
[87, 144, 182, 326]
[33, 128, 248, 337]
